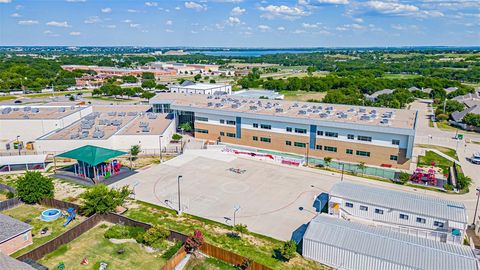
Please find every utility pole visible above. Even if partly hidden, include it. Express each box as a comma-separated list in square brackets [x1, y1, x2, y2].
[305, 142, 310, 167]
[233, 205, 241, 227]
[341, 163, 345, 181]
[159, 135, 163, 162]
[473, 188, 480, 226]
[177, 175, 183, 215]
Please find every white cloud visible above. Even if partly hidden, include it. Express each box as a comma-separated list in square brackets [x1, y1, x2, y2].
[257, 24, 271, 32]
[231, 6, 246, 15]
[129, 23, 140, 28]
[10, 13, 21, 17]
[66, 0, 86, 2]
[185, 1, 206, 11]
[122, 19, 132, 23]
[165, 29, 174, 32]
[101, 7, 112, 13]
[166, 20, 173, 25]
[317, 0, 349, 4]
[227, 16, 241, 25]
[84, 16, 101, 24]
[293, 29, 306, 34]
[18, 20, 39, 25]
[302, 22, 321, 28]
[353, 18, 364, 23]
[277, 26, 285, 31]
[258, 5, 309, 20]
[145, 2, 158, 7]
[365, 1, 418, 14]
[105, 24, 116, 28]
[0, 0, 12, 3]
[46, 21, 71, 27]
[175, 6, 181, 10]
[69, 31, 81, 36]
[127, 9, 138, 13]
[191, 30, 199, 34]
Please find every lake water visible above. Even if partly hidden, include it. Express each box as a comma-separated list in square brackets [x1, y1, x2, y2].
[189, 49, 323, 57]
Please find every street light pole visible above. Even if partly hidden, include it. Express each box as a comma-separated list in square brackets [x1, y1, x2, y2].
[341, 163, 345, 181]
[305, 142, 310, 167]
[177, 175, 183, 215]
[16, 135, 21, 155]
[473, 188, 480, 226]
[159, 135, 163, 162]
[233, 205, 241, 227]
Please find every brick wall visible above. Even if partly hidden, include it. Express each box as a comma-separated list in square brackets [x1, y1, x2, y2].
[0, 231, 32, 255]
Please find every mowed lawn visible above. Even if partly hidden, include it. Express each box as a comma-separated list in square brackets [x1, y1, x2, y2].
[2, 204, 86, 257]
[39, 223, 168, 270]
[185, 256, 236, 270]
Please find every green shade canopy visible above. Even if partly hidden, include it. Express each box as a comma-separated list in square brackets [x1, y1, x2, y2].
[56, 145, 127, 166]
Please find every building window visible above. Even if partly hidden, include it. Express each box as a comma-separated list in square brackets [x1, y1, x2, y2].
[220, 132, 225, 136]
[392, 139, 400, 145]
[260, 124, 272, 130]
[195, 116, 208, 122]
[253, 136, 258, 141]
[260, 137, 271, 143]
[390, 155, 398, 161]
[434, 221, 444, 228]
[375, 209, 384, 214]
[345, 202, 353, 208]
[23, 232, 29, 241]
[357, 136, 372, 142]
[286, 141, 292, 146]
[286, 127, 292, 132]
[324, 146, 337, 152]
[294, 142, 306, 148]
[416, 217, 426, 224]
[295, 128, 307, 134]
[253, 123, 258, 128]
[316, 145, 322, 150]
[325, 132, 338, 138]
[346, 149, 353, 155]
[400, 214, 409, 220]
[347, 134, 354, 140]
[226, 133, 236, 138]
[360, 205, 368, 211]
[220, 119, 225, 124]
[226, 120, 236, 125]
[195, 128, 208, 134]
[356, 150, 370, 157]
[317, 130, 323, 136]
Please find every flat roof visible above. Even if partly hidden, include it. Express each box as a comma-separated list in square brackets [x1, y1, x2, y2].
[170, 83, 230, 90]
[41, 105, 152, 140]
[0, 155, 48, 166]
[233, 89, 284, 99]
[304, 215, 477, 270]
[150, 93, 417, 130]
[118, 113, 173, 135]
[330, 182, 467, 224]
[0, 105, 87, 120]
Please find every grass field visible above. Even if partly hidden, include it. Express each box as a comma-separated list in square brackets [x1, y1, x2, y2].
[0, 95, 16, 101]
[415, 144, 458, 160]
[383, 73, 422, 79]
[25, 90, 91, 98]
[436, 121, 460, 132]
[84, 96, 133, 102]
[2, 204, 86, 257]
[279, 90, 326, 102]
[185, 256, 236, 270]
[39, 223, 169, 270]
[124, 201, 330, 270]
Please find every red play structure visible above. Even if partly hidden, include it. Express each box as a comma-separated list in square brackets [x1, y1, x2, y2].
[410, 168, 436, 186]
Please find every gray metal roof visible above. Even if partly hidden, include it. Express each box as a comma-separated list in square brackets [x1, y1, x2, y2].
[329, 182, 467, 224]
[0, 253, 35, 270]
[304, 215, 478, 270]
[0, 213, 32, 244]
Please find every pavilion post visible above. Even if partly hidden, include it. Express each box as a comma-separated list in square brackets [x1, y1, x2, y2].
[53, 156, 57, 173]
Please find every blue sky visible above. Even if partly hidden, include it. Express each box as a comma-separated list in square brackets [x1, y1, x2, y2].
[0, 0, 478, 47]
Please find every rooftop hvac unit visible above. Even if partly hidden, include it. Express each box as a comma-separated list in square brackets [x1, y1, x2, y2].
[207, 102, 213, 107]
[298, 110, 307, 115]
[13, 107, 19, 111]
[141, 127, 151, 133]
[359, 108, 366, 113]
[207, 95, 213, 99]
[1, 108, 12, 114]
[319, 113, 328, 118]
[275, 108, 284, 113]
[58, 107, 66, 112]
[24, 107, 31, 112]
[127, 112, 138, 116]
[249, 105, 257, 110]
[380, 119, 390, 125]
[139, 122, 149, 128]
[70, 106, 75, 110]
[231, 104, 239, 109]
[108, 111, 117, 116]
[118, 112, 126, 116]
[32, 108, 40, 113]
[147, 113, 157, 119]
[215, 103, 223, 108]
[360, 115, 371, 121]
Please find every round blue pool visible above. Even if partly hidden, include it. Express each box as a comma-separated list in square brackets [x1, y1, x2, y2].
[41, 209, 61, 221]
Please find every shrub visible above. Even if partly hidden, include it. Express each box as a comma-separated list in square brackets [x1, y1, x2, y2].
[233, 224, 248, 236]
[6, 191, 15, 199]
[443, 183, 454, 191]
[16, 171, 54, 203]
[280, 240, 297, 261]
[172, 134, 183, 141]
[185, 229, 204, 254]
[436, 114, 449, 121]
[457, 174, 472, 191]
[80, 184, 131, 215]
[143, 224, 170, 249]
[104, 225, 145, 241]
[399, 172, 410, 184]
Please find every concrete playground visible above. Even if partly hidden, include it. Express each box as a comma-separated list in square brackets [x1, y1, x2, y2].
[113, 147, 478, 241]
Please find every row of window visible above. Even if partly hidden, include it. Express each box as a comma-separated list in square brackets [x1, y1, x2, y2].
[286, 127, 307, 134]
[219, 119, 236, 125]
[253, 123, 272, 130]
[220, 132, 236, 138]
[195, 128, 208, 134]
[345, 202, 444, 228]
[253, 136, 271, 143]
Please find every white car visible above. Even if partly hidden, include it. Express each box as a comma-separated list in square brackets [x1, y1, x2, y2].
[468, 153, 480, 164]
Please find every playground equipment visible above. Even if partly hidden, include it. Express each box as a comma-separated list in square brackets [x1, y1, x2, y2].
[228, 168, 246, 174]
[81, 258, 89, 265]
[63, 208, 76, 227]
[41, 209, 62, 222]
[410, 168, 436, 186]
[57, 262, 65, 270]
[99, 262, 108, 270]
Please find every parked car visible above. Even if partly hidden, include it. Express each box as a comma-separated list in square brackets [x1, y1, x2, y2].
[14, 100, 22, 104]
[467, 153, 480, 164]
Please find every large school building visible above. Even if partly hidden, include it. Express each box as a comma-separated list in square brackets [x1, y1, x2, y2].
[151, 93, 418, 169]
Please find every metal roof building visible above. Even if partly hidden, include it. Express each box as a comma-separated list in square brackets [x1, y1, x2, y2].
[330, 182, 467, 224]
[303, 215, 479, 270]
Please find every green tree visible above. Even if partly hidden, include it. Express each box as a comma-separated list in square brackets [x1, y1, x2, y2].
[141, 79, 156, 89]
[172, 133, 183, 141]
[179, 122, 192, 132]
[194, 74, 202, 81]
[122, 75, 138, 83]
[307, 66, 317, 76]
[155, 84, 167, 90]
[209, 79, 216, 83]
[279, 240, 297, 261]
[16, 171, 54, 204]
[323, 157, 332, 168]
[143, 224, 170, 248]
[80, 184, 131, 215]
[457, 174, 472, 191]
[141, 91, 155, 101]
[130, 145, 141, 160]
[463, 113, 480, 127]
[399, 171, 410, 184]
[142, 72, 155, 80]
[357, 162, 366, 176]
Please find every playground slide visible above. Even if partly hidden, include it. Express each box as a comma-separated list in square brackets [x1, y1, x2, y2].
[63, 215, 74, 227]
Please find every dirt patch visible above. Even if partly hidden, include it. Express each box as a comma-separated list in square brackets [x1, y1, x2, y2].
[109, 238, 137, 244]
[52, 180, 85, 201]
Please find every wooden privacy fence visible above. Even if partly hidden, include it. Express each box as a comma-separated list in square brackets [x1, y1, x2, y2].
[0, 182, 15, 193]
[200, 242, 272, 270]
[160, 247, 187, 270]
[39, 198, 81, 213]
[0, 197, 22, 211]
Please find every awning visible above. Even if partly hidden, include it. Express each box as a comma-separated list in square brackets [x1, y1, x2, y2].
[0, 154, 48, 166]
[55, 145, 127, 166]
